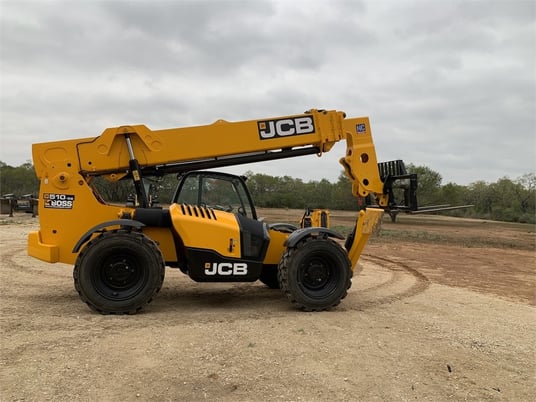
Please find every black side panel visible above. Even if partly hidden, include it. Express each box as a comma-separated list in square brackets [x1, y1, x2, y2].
[235, 214, 270, 261]
[186, 248, 263, 282]
[134, 208, 172, 227]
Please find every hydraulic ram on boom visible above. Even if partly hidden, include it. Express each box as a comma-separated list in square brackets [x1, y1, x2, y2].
[28, 109, 418, 314]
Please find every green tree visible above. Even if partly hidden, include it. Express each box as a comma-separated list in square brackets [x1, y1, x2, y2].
[274, 176, 305, 208]
[91, 176, 134, 203]
[332, 173, 358, 210]
[245, 172, 280, 207]
[488, 177, 520, 222]
[515, 173, 536, 223]
[5, 158, 533, 223]
[406, 164, 442, 206]
[0, 161, 39, 196]
[466, 180, 494, 218]
[301, 179, 333, 209]
[440, 182, 470, 217]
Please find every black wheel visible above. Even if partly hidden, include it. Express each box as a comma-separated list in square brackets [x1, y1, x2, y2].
[259, 265, 280, 289]
[73, 230, 165, 314]
[278, 236, 352, 311]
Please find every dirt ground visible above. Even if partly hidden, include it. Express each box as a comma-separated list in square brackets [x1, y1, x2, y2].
[1, 210, 535, 401]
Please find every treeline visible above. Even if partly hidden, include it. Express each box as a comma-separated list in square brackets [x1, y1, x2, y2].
[1, 161, 534, 224]
[0, 162, 39, 197]
[243, 166, 535, 224]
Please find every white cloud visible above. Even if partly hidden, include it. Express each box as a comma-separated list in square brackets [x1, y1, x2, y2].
[1, 0, 534, 185]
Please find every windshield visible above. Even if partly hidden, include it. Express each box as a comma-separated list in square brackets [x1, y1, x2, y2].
[174, 172, 256, 219]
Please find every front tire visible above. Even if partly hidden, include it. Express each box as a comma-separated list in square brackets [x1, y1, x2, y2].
[73, 230, 165, 314]
[278, 236, 352, 311]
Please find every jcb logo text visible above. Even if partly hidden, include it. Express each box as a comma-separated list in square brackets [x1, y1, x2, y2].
[258, 116, 315, 139]
[205, 262, 248, 276]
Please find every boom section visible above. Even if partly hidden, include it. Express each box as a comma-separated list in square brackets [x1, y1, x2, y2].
[33, 109, 347, 178]
[31, 108, 390, 204]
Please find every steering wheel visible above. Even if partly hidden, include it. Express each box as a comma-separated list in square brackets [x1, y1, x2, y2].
[213, 204, 234, 213]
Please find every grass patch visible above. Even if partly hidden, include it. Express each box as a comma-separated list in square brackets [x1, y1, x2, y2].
[372, 229, 533, 250]
[330, 224, 354, 237]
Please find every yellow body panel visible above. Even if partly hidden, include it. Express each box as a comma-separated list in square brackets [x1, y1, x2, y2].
[27, 231, 59, 263]
[340, 117, 389, 206]
[64, 111, 344, 175]
[27, 173, 130, 265]
[301, 209, 330, 228]
[169, 204, 241, 258]
[347, 208, 384, 270]
[141, 227, 177, 262]
[263, 229, 289, 265]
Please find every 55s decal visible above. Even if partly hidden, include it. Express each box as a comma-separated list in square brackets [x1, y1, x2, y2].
[43, 193, 75, 209]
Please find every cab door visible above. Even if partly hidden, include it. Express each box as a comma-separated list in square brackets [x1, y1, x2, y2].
[173, 171, 258, 219]
[172, 171, 269, 282]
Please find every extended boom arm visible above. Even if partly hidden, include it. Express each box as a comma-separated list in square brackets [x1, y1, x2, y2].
[32, 109, 404, 210]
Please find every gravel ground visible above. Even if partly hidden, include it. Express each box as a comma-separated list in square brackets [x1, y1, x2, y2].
[1, 213, 534, 401]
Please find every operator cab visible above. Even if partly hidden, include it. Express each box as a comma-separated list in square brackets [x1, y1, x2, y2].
[173, 171, 258, 220]
[172, 171, 269, 277]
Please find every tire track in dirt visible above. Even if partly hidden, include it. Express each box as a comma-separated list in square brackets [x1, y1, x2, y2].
[151, 253, 431, 322]
[0, 245, 49, 291]
[343, 254, 431, 311]
[1, 245, 26, 269]
[1, 244, 68, 289]
[1, 233, 430, 329]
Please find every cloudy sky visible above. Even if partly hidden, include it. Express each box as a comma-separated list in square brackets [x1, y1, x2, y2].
[1, 0, 534, 185]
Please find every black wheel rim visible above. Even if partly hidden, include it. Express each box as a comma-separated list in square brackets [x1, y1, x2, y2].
[298, 253, 341, 298]
[92, 252, 148, 301]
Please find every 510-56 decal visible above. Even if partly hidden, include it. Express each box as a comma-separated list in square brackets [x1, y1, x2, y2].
[43, 193, 75, 209]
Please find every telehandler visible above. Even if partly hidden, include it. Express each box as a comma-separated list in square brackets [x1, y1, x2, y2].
[28, 109, 418, 314]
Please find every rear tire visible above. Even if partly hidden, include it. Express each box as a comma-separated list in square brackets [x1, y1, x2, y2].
[278, 236, 352, 311]
[73, 230, 165, 314]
